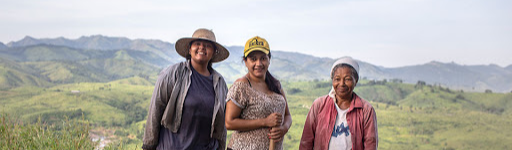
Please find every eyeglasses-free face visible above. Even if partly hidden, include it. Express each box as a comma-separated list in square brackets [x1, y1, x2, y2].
[244, 51, 270, 79]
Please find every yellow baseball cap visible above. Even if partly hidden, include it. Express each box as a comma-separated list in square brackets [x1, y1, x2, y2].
[244, 36, 270, 57]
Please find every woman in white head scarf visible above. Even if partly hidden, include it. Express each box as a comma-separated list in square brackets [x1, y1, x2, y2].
[300, 57, 378, 150]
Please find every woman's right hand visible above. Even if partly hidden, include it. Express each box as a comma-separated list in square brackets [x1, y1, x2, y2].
[263, 113, 282, 127]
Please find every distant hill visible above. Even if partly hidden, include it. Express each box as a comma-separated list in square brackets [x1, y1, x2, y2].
[0, 57, 52, 90]
[7, 35, 179, 62]
[8, 35, 168, 51]
[2, 35, 511, 92]
[0, 44, 162, 86]
[0, 42, 6, 49]
[506, 65, 512, 71]
[384, 62, 512, 92]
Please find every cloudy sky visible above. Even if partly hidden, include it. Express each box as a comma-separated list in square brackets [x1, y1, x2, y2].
[1, 0, 510, 67]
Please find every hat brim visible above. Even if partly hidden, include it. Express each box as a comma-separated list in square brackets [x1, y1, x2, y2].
[175, 38, 229, 63]
[244, 48, 269, 57]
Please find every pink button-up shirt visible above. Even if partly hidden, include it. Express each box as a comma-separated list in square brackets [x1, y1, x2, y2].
[300, 93, 378, 150]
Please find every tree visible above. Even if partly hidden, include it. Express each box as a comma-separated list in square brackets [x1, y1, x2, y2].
[415, 80, 426, 89]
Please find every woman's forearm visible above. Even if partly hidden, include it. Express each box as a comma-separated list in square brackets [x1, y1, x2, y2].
[226, 117, 268, 131]
[282, 106, 292, 132]
[225, 100, 276, 131]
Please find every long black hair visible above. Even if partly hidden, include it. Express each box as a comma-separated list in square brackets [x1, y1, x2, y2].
[244, 52, 282, 95]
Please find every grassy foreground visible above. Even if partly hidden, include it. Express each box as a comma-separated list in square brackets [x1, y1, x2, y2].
[0, 114, 97, 149]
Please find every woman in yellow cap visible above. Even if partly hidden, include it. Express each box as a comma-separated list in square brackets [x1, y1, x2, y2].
[142, 28, 229, 150]
[225, 36, 292, 150]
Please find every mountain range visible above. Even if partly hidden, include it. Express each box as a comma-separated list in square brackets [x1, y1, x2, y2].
[1, 35, 511, 92]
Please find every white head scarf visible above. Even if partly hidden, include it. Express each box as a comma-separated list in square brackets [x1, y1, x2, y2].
[329, 56, 360, 101]
[331, 56, 359, 79]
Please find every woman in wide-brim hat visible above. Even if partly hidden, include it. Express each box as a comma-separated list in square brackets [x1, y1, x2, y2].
[142, 28, 230, 150]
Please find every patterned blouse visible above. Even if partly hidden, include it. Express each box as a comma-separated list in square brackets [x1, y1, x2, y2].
[226, 82, 287, 150]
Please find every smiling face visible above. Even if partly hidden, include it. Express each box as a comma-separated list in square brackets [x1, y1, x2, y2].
[244, 51, 270, 79]
[189, 40, 215, 65]
[332, 66, 357, 100]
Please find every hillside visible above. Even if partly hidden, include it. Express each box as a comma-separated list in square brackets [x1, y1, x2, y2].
[2, 82, 148, 126]
[507, 65, 512, 71]
[0, 77, 512, 149]
[0, 42, 6, 49]
[0, 57, 52, 90]
[2, 35, 511, 92]
[387, 61, 512, 92]
[1, 77, 511, 149]
[0, 44, 162, 85]
[7, 36, 177, 61]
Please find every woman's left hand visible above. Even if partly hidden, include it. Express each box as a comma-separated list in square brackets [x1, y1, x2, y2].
[268, 125, 288, 142]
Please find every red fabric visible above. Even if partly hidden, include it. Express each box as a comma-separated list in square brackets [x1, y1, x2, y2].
[300, 93, 378, 150]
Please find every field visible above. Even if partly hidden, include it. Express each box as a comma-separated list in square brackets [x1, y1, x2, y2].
[1, 77, 511, 149]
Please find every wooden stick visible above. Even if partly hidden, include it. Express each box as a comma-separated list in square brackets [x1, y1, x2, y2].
[269, 137, 275, 150]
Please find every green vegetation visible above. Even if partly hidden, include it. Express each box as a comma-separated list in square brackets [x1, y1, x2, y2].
[0, 114, 97, 149]
[0, 77, 152, 149]
[1, 78, 511, 149]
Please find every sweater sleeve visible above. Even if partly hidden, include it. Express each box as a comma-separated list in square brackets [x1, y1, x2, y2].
[142, 66, 176, 150]
[363, 104, 378, 150]
[217, 77, 228, 150]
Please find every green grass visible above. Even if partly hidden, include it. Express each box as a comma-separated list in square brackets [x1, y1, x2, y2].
[0, 114, 98, 149]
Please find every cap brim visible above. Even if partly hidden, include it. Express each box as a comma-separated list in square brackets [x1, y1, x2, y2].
[244, 48, 270, 57]
[175, 38, 230, 63]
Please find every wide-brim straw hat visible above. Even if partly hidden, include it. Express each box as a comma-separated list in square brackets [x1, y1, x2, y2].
[175, 28, 229, 63]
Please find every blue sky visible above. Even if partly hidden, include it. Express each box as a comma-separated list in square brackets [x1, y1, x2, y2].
[1, 0, 511, 67]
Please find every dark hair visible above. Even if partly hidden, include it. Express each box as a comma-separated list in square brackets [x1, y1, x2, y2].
[244, 52, 282, 95]
[331, 64, 359, 83]
[186, 40, 215, 71]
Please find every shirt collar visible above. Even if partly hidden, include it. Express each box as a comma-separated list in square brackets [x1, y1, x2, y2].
[186, 59, 221, 86]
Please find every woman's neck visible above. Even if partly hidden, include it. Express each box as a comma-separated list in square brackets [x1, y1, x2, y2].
[246, 73, 265, 83]
[246, 73, 274, 95]
[336, 94, 353, 110]
[191, 60, 210, 76]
